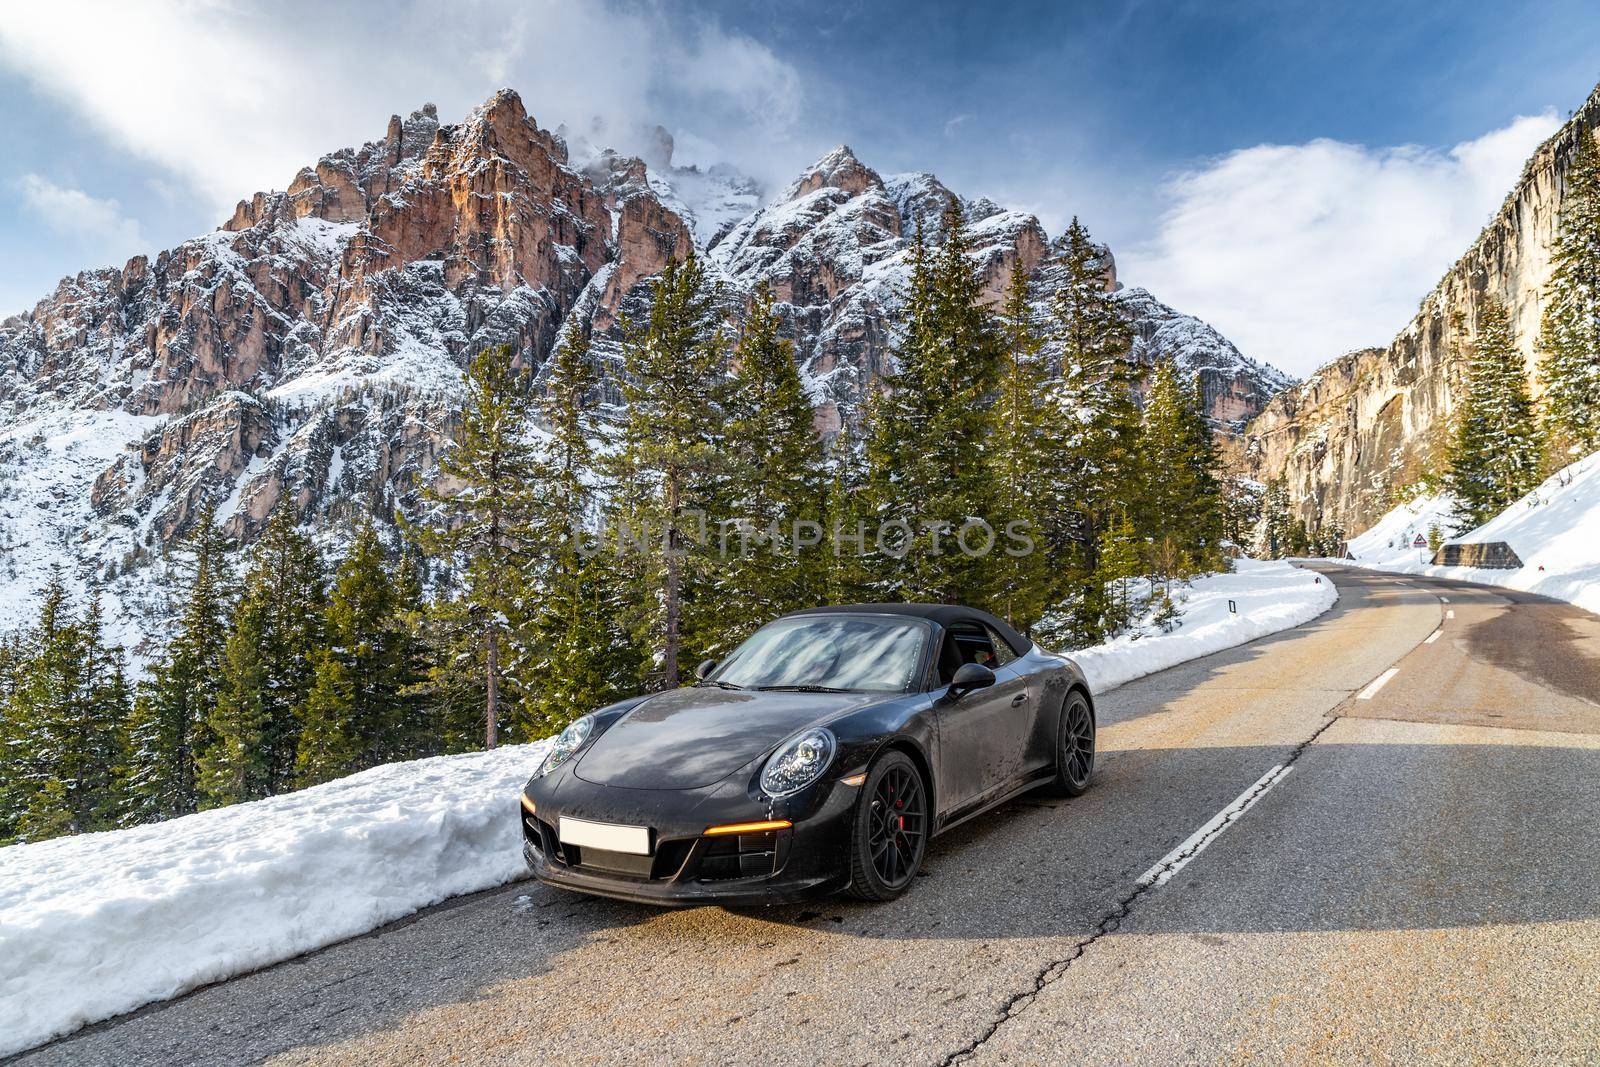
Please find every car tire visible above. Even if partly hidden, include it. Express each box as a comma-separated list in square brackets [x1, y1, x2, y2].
[844, 749, 928, 901]
[1051, 690, 1096, 797]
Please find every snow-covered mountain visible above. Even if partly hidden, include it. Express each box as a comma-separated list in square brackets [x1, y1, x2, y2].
[0, 88, 1292, 657]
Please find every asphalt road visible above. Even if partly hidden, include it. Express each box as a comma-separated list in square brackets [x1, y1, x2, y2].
[17, 566, 1600, 1066]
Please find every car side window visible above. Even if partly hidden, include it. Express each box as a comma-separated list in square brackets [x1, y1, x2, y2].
[984, 626, 1018, 666]
[936, 622, 998, 685]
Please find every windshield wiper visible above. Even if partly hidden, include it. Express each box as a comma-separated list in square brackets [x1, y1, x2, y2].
[755, 684, 853, 693]
[694, 680, 746, 690]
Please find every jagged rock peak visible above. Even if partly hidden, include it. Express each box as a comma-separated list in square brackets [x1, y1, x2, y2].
[782, 145, 884, 202]
[643, 125, 674, 170]
[444, 87, 572, 166]
[463, 86, 531, 127]
[385, 103, 441, 159]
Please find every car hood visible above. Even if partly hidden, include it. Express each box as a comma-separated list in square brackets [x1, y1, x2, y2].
[573, 687, 880, 790]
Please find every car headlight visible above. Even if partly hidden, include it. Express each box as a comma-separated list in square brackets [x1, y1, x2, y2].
[535, 714, 594, 778]
[760, 727, 836, 797]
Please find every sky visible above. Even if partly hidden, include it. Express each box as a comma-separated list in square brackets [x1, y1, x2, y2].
[0, 0, 1596, 375]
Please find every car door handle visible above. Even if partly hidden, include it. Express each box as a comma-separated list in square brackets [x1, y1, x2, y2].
[1011, 692, 1029, 707]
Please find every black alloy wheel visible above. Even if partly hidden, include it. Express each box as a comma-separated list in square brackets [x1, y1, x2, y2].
[845, 750, 928, 900]
[1054, 691, 1096, 797]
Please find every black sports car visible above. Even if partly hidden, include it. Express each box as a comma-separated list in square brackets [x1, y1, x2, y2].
[519, 603, 1095, 905]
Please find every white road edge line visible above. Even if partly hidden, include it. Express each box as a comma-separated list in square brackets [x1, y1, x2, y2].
[1357, 668, 1400, 700]
[1136, 764, 1294, 890]
[1441, 596, 1450, 603]
[1425, 629, 1442, 644]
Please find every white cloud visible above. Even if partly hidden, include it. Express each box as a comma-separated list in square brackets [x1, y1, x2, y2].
[1122, 113, 1560, 376]
[0, 0, 807, 220]
[15, 174, 144, 257]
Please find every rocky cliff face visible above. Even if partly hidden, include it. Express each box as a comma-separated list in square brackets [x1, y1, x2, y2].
[1241, 82, 1600, 533]
[0, 89, 1290, 656]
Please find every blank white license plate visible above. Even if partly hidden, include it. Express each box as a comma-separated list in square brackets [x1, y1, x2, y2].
[559, 817, 651, 855]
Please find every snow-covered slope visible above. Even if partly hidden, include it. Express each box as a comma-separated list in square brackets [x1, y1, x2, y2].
[1348, 450, 1600, 614]
[1344, 491, 1459, 569]
[0, 559, 1335, 1057]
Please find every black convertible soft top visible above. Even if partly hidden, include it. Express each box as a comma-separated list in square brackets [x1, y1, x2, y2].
[783, 603, 1031, 657]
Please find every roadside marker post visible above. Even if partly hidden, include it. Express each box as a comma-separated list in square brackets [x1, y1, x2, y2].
[1228, 600, 1237, 615]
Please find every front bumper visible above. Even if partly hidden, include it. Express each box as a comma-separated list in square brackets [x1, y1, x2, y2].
[521, 773, 859, 907]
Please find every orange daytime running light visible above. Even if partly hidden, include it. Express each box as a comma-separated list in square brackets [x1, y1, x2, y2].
[703, 819, 792, 836]
[520, 793, 537, 815]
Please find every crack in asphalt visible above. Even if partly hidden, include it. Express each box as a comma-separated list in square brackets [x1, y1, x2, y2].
[940, 714, 1341, 1065]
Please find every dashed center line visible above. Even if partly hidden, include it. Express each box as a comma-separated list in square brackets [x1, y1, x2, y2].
[1136, 764, 1294, 889]
[1425, 629, 1442, 644]
[1441, 596, 1450, 603]
[1447, 609, 1456, 619]
[1357, 668, 1400, 700]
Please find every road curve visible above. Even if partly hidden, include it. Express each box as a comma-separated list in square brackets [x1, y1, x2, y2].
[15, 566, 1600, 1066]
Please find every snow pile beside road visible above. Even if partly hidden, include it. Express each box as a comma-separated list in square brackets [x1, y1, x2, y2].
[1070, 558, 1338, 694]
[0, 738, 551, 1058]
[1350, 449, 1600, 615]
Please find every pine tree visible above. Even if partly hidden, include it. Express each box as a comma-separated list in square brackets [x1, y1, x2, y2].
[1138, 363, 1224, 567]
[864, 197, 1003, 607]
[1221, 477, 1263, 550]
[295, 521, 419, 786]
[611, 249, 730, 689]
[409, 593, 491, 755]
[1044, 217, 1141, 634]
[1095, 509, 1143, 637]
[295, 646, 359, 784]
[199, 502, 324, 805]
[0, 632, 24, 843]
[69, 598, 132, 832]
[418, 344, 541, 748]
[1538, 131, 1600, 455]
[0, 578, 73, 842]
[198, 599, 268, 806]
[2, 581, 130, 841]
[387, 545, 437, 759]
[821, 424, 874, 606]
[1262, 477, 1293, 559]
[125, 508, 234, 823]
[1446, 300, 1545, 527]
[718, 280, 827, 635]
[520, 325, 641, 736]
[1286, 518, 1312, 557]
[988, 263, 1054, 632]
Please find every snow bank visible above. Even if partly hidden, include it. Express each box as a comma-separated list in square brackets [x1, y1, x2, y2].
[0, 560, 1339, 1056]
[1349, 450, 1600, 615]
[0, 738, 551, 1058]
[1070, 558, 1339, 694]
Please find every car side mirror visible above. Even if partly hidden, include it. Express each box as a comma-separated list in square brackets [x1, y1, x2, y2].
[949, 662, 996, 695]
[695, 659, 718, 682]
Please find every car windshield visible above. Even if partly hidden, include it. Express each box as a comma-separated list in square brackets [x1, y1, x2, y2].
[710, 615, 928, 693]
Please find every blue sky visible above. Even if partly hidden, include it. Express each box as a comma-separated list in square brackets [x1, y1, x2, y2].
[1, 0, 1596, 373]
